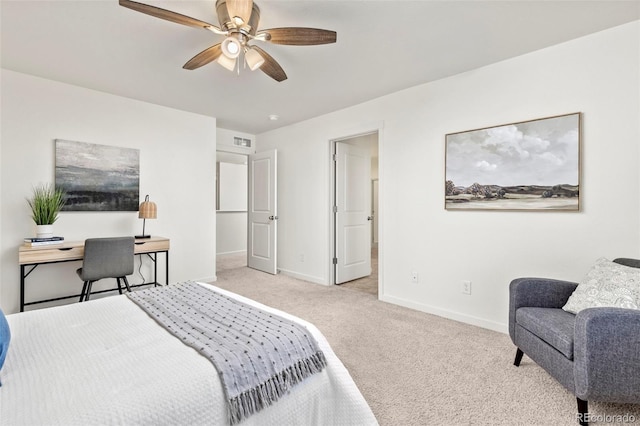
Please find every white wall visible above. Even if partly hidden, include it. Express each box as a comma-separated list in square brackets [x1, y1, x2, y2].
[257, 22, 640, 332]
[0, 70, 3, 305]
[218, 162, 247, 211]
[216, 212, 247, 255]
[1, 70, 217, 314]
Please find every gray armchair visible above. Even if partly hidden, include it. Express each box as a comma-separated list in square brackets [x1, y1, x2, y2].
[509, 258, 640, 425]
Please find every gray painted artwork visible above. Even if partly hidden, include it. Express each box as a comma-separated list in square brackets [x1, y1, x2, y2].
[445, 113, 580, 211]
[55, 139, 140, 211]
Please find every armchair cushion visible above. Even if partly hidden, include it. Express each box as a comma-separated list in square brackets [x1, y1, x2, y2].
[574, 307, 640, 401]
[508, 278, 578, 342]
[563, 258, 640, 314]
[516, 307, 576, 359]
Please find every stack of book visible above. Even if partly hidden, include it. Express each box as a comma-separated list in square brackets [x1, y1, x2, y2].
[24, 236, 64, 247]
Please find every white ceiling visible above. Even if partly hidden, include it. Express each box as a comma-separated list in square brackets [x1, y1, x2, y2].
[2, 1, 639, 134]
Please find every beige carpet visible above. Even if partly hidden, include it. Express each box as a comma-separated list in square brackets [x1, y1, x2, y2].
[213, 261, 640, 425]
[339, 246, 379, 296]
[216, 251, 248, 271]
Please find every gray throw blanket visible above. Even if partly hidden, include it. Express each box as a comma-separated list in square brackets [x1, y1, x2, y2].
[127, 281, 327, 425]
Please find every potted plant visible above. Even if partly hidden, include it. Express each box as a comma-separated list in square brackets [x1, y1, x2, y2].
[26, 184, 66, 238]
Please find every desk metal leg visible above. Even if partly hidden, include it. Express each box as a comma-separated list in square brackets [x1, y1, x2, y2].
[20, 264, 39, 312]
[143, 251, 169, 286]
[20, 265, 25, 313]
[153, 252, 158, 286]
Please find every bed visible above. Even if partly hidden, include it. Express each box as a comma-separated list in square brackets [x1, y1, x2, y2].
[0, 282, 377, 425]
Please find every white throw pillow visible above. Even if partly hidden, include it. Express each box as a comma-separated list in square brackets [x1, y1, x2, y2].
[562, 257, 640, 314]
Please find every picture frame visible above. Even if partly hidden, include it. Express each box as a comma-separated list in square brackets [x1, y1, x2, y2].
[445, 112, 581, 211]
[55, 139, 140, 211]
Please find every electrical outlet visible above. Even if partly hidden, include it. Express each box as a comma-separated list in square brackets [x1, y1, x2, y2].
[411, 271, 419, 284]
[461, 280, 472, 295]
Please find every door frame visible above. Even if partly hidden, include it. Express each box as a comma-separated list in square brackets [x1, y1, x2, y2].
[327, 122, 383, 297]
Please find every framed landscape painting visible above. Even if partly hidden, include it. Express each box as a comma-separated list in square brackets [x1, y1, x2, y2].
[445, 113, 581, 211]
[55, 139, 140, 211]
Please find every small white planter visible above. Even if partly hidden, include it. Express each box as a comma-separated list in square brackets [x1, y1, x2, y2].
[36, 224, 54, 238]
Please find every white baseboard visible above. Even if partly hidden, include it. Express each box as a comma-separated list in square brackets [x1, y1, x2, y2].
[216, 250, 247, 256]
[278, 268, 328, 285]
[380, 294, 508, 334]
[195, 275, 217, 283]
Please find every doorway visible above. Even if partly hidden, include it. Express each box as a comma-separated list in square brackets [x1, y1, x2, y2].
[216, 151, 248, 272]
[215, 149, 278, 275]
[331, 131, 379, 296]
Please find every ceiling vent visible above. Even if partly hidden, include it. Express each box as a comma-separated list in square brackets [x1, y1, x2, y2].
[233, 136, 252, 147]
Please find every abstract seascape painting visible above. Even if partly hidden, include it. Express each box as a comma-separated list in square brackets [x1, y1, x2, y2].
[55, 139, 140, 211]
[445, 113, 581, 211]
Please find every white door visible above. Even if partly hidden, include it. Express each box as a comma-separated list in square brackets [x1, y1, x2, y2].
[335, 142, 371, 284]
[248, 150, 277, 274]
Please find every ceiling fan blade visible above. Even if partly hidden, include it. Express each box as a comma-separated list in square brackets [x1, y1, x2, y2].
[119, 0, 219, 31]
[183, 44, 223, 70]
[226, 0, 254, 24]
[252, 46, 287, 82]
[259, 28, 337, 45]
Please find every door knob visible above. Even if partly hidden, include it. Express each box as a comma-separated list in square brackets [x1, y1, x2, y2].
[367, 216, 373, 221]
[269, 215, 278, 220]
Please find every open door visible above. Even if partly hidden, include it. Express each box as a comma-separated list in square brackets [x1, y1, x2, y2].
[248, 150, 278, 274]
[335, 142, 371, 283]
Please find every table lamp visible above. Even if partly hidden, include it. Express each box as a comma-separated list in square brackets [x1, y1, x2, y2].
[136, 194, 157, 239]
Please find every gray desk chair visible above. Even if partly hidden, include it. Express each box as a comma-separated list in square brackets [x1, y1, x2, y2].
[77, 237, 135, 302]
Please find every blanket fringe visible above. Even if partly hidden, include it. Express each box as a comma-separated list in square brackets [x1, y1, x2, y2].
[228, 351, 327, 425]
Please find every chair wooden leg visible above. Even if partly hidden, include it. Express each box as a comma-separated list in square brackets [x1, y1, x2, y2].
[79, 281, 89, 302]
[514, 348, 524, 366]
[116, 278, 123, 295]
[577, 398, 588, 425]
[122, 276, 132, 292]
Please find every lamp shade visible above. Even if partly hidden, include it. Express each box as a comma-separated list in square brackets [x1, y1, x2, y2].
[136, 195, 156, 239]
[221, 36, 241, 59]
[217, 54, 237, 71]
[245, 47, 265, 71]
[138, 195, 157, 219]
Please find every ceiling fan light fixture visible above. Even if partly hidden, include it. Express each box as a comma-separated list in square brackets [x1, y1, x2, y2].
[217, 53, 237, 71]
[221, 36, 241, 59]
[245, 47, 265, 71]
[119, 0, 337, 82]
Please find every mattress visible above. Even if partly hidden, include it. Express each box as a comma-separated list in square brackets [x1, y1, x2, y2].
[0, 283, 377, 425]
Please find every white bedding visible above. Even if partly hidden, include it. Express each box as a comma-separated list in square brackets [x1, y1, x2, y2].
[0, 283, 377, 425]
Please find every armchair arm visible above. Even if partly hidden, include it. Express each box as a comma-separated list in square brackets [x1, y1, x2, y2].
[574, 307, 640, 402]
[508, 278, 578, 342]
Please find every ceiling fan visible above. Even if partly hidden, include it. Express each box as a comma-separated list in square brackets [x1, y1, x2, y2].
[119, 0, 337, 82]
